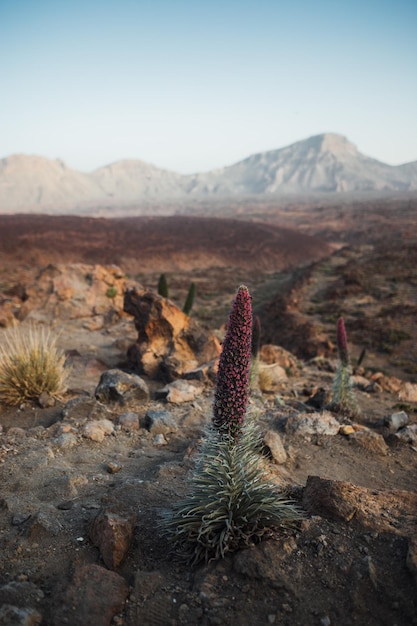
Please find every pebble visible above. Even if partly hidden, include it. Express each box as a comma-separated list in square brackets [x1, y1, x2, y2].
[153, 434, 168, 447]
[118, 412, 140, 431]
[339, 425, 355, 436]
[107, 461, 122, 474]
[82, 419, 114, 442]
[384, 411, 409, 433]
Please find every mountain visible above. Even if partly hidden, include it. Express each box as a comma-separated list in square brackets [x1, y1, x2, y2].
[0, 154, 105, 210]
[184, 134, 413, 195]
[0, 134, 416, 213]
[90, 159, 184, 200]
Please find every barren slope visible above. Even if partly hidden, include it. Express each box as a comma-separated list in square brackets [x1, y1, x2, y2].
[0, 214, 332, 274]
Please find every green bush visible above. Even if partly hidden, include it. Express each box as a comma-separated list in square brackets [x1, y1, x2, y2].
[157, 273, 169, 298]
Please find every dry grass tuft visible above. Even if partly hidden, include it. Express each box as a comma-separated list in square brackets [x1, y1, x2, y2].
[0, 325, 69, 405]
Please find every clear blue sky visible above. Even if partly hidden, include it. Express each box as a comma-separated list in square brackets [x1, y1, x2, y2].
[1, 0, 416, 173]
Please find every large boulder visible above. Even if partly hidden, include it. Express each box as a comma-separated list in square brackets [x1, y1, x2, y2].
[18, 263, 127, 323]
[124, 287, 221, 381]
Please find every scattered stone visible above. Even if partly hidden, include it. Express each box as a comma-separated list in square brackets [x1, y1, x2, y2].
[0, 581, 44, 607]
[90, 508, 136, 570]
[95, 369, 149, 406]
[351, 375, 371, 390]
[124, 286, 221, 381]
[384, 411, 409, 433]
[394, 424, 417, 445]
[182, 363, 212, 382]
[303, 475, 417, 535]
[0, 604, 42, 626]
[263, 430, 287, 464]
[339, 425, 355, 436]
[118, 412, 140, 431]
[285, 411, 340, 437]
[52, 563, 129, 626]
[6, 427, 26, 439]
[398, 382, 417, 403]
[350, 429, 388, 456]
[259, 344, 299, 374]
[12, 513, 31, 526]
[153, 434, 168, 447]
[57, 500, 74, 510]
[38, 391, 55, 408]
[61, 395, 96, 420]
[25, 511, 63, 539]
[145, 410, 177, 435]
[161, 380, 203, 404]
[258, 363, 288, 393]
[82, 419, 114, 442]
[53, 433, 78, 449]
[107, 462, 122, 474]
[233, 540, 295, 591]
[306, 387, 332, 410]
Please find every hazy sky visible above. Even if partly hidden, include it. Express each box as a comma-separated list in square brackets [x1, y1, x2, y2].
[1, 0, 416, 173]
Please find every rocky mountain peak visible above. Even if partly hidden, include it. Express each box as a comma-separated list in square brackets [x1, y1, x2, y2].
[310, 133, 358, 156]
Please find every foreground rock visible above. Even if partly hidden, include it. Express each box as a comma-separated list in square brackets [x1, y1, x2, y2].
[124, 287, 221, 381]
[303, 476, 417, 535]
[53, 564, 129, 626]
[90, 508, 136, 570]
[95, 369, 150, 406]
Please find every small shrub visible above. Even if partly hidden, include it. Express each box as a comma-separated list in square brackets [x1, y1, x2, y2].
[329, 317, 359, 417]
[0, 325, 69, 405]
[157, 273, 169, 298]
[106, 286, 118, 299]
[182, 282, 196, 316]
[161, 420, 302, 564]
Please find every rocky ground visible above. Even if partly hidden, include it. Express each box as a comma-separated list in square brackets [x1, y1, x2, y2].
[0, 201, 416, 626]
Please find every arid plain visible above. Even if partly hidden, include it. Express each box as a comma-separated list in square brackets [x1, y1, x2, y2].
[0, 195, 416, 625]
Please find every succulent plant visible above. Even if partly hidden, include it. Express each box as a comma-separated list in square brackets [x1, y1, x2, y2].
[212, 285, 253, 438]
[161, 285, 303, 563]
[161, 419, 302, 564]
[183, 282, 196, 316]
[329, 317, 359, 416]
[157, 273, 169, 298]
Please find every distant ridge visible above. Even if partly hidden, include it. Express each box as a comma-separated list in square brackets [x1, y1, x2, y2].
[0, 133, 416, 213]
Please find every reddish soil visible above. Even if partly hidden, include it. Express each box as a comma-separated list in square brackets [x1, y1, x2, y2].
[0, 197, 416, 626]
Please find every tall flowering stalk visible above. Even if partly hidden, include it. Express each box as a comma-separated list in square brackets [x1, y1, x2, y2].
[212, 285, 253, 438]
[330, 317, 359, 416]
[160, 284, 303, 563]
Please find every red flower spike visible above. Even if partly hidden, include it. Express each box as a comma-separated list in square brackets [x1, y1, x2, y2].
[213, 285, 253, 438]
[336, 317, 349, 367]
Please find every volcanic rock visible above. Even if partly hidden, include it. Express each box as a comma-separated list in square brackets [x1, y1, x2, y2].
[124, 286, 221, 381]
[18, 263, 126, 324]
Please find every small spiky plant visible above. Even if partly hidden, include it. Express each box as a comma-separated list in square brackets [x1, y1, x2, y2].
[0, 325, 69, 405]
[157, 273, 169, 298]
[183, 282, 196, 316]
[161, 285, 303, 563]
[162, 420, 301, 564]
[329, 317, 359, 416]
